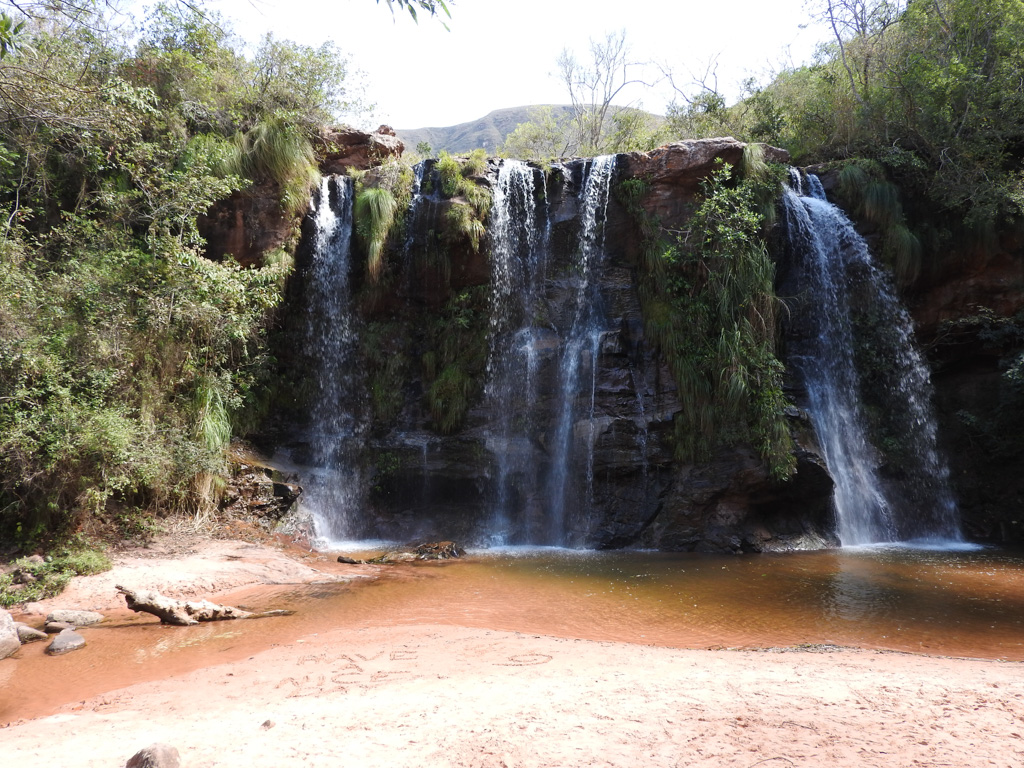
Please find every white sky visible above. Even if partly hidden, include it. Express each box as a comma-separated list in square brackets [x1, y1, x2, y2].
[159, 0, 829, 129]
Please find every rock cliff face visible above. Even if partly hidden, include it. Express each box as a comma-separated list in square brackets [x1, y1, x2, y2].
[272, 139, 837, 552]
[198, 126, 404, 266]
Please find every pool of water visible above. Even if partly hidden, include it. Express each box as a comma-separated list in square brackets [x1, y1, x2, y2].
[4, 543, 1023, 723]
[309, 544, 1024, 657]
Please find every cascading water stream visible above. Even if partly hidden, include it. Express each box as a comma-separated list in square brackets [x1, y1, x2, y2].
[783, 175, 962, 546]
[301, 175, 366, 545]
[484, 159, 549, 543]
[545, 155, 616, 545]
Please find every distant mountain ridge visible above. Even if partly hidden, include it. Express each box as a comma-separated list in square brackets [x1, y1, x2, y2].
[397, 105, 575, 155]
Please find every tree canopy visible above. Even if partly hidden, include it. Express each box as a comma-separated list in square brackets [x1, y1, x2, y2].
[0, 1, 366, 547]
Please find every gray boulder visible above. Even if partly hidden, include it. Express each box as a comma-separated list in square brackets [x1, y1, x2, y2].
[15, 622, 47, 643]
[0, 609, 20, 660]
[45, 628, 86, 655]
[45, 621, 76, 634]
[46, 609, 104, 626]
[125, 743, 181, 768]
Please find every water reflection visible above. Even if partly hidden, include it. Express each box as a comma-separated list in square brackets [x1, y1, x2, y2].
[5, 545, 1024, 725]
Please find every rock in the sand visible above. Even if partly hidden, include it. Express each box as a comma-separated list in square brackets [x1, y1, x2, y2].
[15, 623, 47, 643]
[45, 621, 76, 634]
[414, 541, 466, 560]
[45, 628, 86, 655]
[46, 609, 104, 626]
[1, 609, 20, 660]
[337, 555, 361, 564]
[125, 743, 181, 768]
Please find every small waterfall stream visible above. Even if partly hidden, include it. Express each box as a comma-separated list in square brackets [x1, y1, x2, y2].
[484, 159, 549, 543]
[301, 176, 366, 544]
[545, 155, 616, 545]
[482, 155, 616, 546]
[783, 176, 962, 545]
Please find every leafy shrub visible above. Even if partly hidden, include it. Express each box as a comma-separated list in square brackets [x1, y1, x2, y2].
[0, 540, 112, 607]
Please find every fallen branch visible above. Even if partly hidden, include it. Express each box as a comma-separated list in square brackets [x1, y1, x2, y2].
[116, 585, 253, 626]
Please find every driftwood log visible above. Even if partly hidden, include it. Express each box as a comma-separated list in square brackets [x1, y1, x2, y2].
[116, 585, 254, 625]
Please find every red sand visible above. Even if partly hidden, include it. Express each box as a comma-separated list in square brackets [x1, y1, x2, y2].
[3, 537, 1023, 767]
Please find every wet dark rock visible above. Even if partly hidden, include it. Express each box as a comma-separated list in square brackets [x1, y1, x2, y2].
[125, 743, 181, 768]
[44, 621, 76, 634]
[270, 141, 839, 552]
[45, 628, 86, 655]
[620, 137, 789, 228]
[336, 556, 361, 564]
[46, 609, 104, 626]
[413, 541, 466, 560]
[197, 179, 294, 268]
[221, 455, 303, 530]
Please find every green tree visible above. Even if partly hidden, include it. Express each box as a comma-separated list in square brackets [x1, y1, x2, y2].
[498, 106, 571, 162]
[0, 1, 365, 548]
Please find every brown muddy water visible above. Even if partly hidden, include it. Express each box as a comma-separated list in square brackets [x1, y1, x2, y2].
[3, 543, 1023, 723]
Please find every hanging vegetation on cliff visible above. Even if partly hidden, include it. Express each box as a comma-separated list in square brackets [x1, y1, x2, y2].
[619, 150, 794, 479]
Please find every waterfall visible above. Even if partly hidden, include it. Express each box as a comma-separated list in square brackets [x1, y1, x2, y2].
[301, 175, 366, 545]
[545, 155, 616, 546]
[783, 175, 962, 545]
[484, 159, 549, 544]
[482, 156, 616, 546]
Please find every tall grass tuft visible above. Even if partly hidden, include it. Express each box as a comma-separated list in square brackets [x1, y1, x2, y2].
[224, 118, 320, 215]
[740, 143, 769, 184]
[837, 159, 922, 287]
[427, 364, 473, 434]
[355, 186, 399, 280]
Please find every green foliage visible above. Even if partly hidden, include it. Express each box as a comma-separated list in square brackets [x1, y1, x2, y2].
[422, 289, 489, 434]
[224, 119, 320, 215]
[444, 203, 486, 251]
[617, 162, 794, 479]
[427, 365, 473, 434]
[0, 538, 111, 607]
[436, 151, 464, 197]
[433, 151, 492, 252]
[379, 0, 452, 26]
[0, 12, 28, 59]
[745, 0, 1024, 269]
[835, 159, 921, 284]
[360, 319, 410, 424]
[666, 91, 733, 140]
[498, 107, 569, 163]
[350, 159, 416, 283]
[355, 186, 400, 280]
[0, 5, 329, 541]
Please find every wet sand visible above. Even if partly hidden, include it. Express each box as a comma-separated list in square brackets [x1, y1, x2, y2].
[4, 536, 1024, 767]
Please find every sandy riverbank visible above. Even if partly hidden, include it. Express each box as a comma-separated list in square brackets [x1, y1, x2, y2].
[4, 535, 1024, 767]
